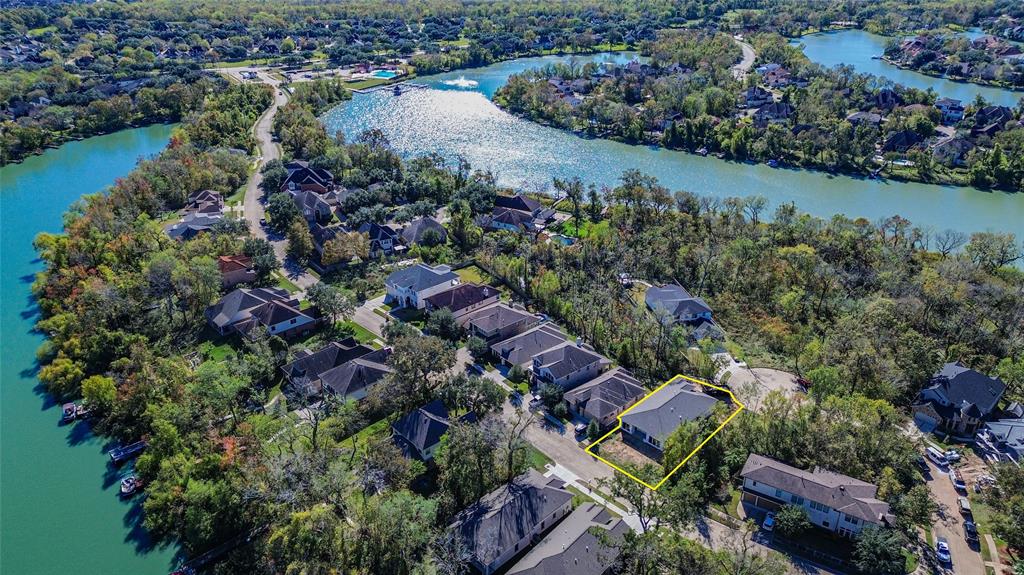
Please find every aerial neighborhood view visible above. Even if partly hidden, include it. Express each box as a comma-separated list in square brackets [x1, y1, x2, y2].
[4, 1, 1024, 575]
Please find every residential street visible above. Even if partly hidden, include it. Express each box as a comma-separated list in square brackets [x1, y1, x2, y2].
[732, 37, 756, 80]
[352, 295, 388, 338]
[924, 459, 984, 575]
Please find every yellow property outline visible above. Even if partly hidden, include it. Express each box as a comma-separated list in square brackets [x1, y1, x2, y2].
[585, 374, 745, 491]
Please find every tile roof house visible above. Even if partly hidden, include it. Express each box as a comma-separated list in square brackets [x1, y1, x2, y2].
[205, 287, 317, 339]
[460, 303, 540, 342]
[391, 399, 476, 461]
[385, 264, 460, 309]
[490, 324, 567, 367]
[217, 255, 257, 288]
[740, 454, 894, 537]
[506, 502, 628, 575]
[531, 343, 610, 390]
[280, 338, 392, 400]
[564, 367, 647, 428]
[645, 284, 713, 325]
[620, 378, 719, 453]
[449, 469, 574, 575]
[401, 216, 448, 246]
[424, 283, 501, 320]
[912, 362, 1006, 435]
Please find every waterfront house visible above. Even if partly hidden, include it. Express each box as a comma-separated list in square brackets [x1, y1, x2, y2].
[205, 287, 317, 339]
[740, 454, 893, 537]
[280, 337, 376, 395]
[912, 361, 1006, 435]
[645, 284, 713, 325]
[619, 378, 718, 454]
[564, 367, 647, 428]
[281, 160, 334, 194]
[460, 302, 539, 342]
[217, 255, 257, 287]
[506, 502, 628, 575]
[385, 263, 460, 309]
[424, 283, 501, 320]
[479, 206, 538, 234]
[874, 88, 902, 110]
[753, 102, 793, 128]
[165, 213, 222, 241]
[880, 129, 923, 153]
[935, 98, 966, 124]
[400, 216, 447, 246]
[449, 469, 574, 575]
[490, 323, 567, 367]
[974, 105, 1014, 128]
[531, 342, 609, 391]
[391, 399, 476, 461]
[931, 136, 975, 167]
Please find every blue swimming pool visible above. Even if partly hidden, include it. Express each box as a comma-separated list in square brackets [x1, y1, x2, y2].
[372, 70, 398, 79]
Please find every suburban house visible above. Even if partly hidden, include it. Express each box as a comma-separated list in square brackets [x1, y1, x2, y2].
[449, 469, 574, 575]
[424, 283, 501, 320]
[357, 221, 404, 258]
[292, 189, 335, 223]
[205, 287, 317, 339]
[400, 216, 447, 245]
[931, 136, 976, 166]
[912, 362, 1006, 435]
[935, 97, 965, 124]
[740, 86, 773, 108]
[217, 255, 257, 288]
[564, 367, 647, 428]
[973, 105, 1014, 132]
[645, 284, 713, 325]
[165, 213, 222, 241]
[391, 399, 475, 461]
[280, 338, 392, 400]
[880, 129, 923, 153]
[490, 324, 567, 367]
[506, 502, 628, 575]
[740, 454, 894, 538]
[874, 88, 902, 110]
[983, 413, 1024, 463]
[281, 160, 334, 194]
[620, 378, 719, 454]
[531, 342, 610, 390]
[186, 189, 225, 216]
[385, 264, 461, 309]
[846, 111, 883, 127]
[753, 102, 793, 128]
[479, 206, 539, 234]
[460, 303, 540, 342]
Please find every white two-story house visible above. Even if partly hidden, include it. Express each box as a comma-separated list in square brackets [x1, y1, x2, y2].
[384, 264, 460, 309]
[740, 454, 893, 538]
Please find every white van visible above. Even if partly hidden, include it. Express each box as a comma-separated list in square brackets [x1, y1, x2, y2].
[926, 447, 947, 466]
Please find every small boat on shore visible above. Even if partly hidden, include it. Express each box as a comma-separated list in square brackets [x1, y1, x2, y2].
[767, 159, 780, 168]
[695, 147, 708, 156]
[120, 474, 142, 497]
[109, 440, 146, 465]
[61, 403, 77, 424]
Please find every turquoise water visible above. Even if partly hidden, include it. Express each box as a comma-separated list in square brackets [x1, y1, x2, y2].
[796, 29, 1024, 107]
[372, 70, 398, 79]
[0, 124, 177, 574]
[323, 53, 1023, 237]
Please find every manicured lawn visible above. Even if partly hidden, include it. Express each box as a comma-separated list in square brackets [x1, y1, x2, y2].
[345, 77, 393, 90]
[225, 185, 246, 204]
[339, 321, 377, 344]
[347, 416, 392, 454]
[455, 264, 495, 285]
[712, 486, 743, 520]
[199, 339, 238, 361]
[526, 445, 552, 471]
[567, 484, 596, 507]
[273, 272, 301, 294]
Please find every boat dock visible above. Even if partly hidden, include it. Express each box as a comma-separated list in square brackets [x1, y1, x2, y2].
[351, 81, 429, 95]
[109, 440, 146, 465]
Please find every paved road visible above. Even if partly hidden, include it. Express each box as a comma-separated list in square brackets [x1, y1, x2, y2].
[352, 295, 388, 339]
[732, 38, 756, 80]
[924, 459, 984, 575]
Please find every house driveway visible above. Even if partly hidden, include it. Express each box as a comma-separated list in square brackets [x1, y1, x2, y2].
[352, 295, 387, 338]
[923, 458, 984, 575]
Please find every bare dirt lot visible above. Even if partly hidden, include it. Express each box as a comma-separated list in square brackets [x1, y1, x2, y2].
[728, 367, 805, 410]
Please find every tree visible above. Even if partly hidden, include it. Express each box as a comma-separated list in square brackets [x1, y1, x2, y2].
[508, 364, 528, 384]
[587, 185, 604, 222]
[774, 504, 811, 538]
[426, 308, 462, 341]
[537, 382, 564, 409]
[852, 526, 907, 575]
[466, 336, 490, 364]
[242, 237, 279, 283]
[259, 159, 288, 196]
[357, 490, 437, 575]
[555, 176, 585, 236]
[439, 373, 504, 417]
[308, 282, 354, 326]
[385, 334, 457, 408]
[436, 421, 499, 508]
[81, 375, 116, 413]
[268, 503, 351, 574]
[587, 419, 601, 441]
[267, 192, 301, 232]
[286, 219, 314, 264]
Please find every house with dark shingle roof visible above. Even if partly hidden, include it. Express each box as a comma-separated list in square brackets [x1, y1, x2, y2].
[740, 454, 894, 537]
[385, 264, 460, 309]
[279, 338, 392, 400]
[460, 303, 540, 342]
[280, 338, 374, 393]
[449, 469, 574, 575]
[645, 284, 713, 325]
[401, 216, 447, 246]
[531, 343, 610, 390]
[490, 324, 567, 367]
[281, 160, 334, 194]
[912, 362, 1006, 435]
[205, 287, 316, 339]
[506, 502, 628, 575]
[620, 377, 719, 453]
[165, 212, 222, 241]
[391, 399, 476, 461]
[564, 367, 647, 428]
[424, 283, 500, 320]
[983, 417, 1024, 463]
[356, 221, 404, 258]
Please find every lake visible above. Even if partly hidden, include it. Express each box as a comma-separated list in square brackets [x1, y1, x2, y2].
[795, 29, 1024, 108]
[323, 53, 1024, 237]
[0, 124, 178, 574]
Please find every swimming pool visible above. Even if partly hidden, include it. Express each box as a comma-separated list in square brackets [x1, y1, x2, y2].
[372, 70, 398, 79]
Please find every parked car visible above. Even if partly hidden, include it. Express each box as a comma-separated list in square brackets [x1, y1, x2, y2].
[944, 449, 961, 463]
[964, 521, 979, 544]
[958, 496, 972, 516]
[936, 537, 951, 564]
[762, 512, 776, 532]
[950, 469, 967, 491]
[926, 446, 948, 466]
[574, 422, 588, 436]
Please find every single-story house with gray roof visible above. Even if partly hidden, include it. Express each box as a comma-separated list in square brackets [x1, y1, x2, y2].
[740, 454, 894, 537]
[645, 284, 712, 325]
[449, 469, 574, 575]
[620, 377, 719, 452]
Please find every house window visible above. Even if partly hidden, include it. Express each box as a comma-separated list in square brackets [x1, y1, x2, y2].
[790, 495, 804, 505]
[290, 318, 297, 324]
[822, 521, 829, 528]
[775, 489, 784, 499]
[846, 516, 859, 525]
